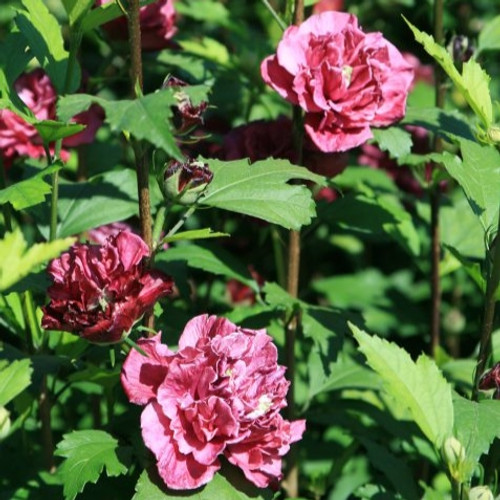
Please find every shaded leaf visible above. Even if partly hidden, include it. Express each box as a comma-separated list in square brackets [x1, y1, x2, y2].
[55, 430, 128, 500]
[156, 243, 255, 289]
[34, 121, 85, 144]
[405, 19, 492, 128]
[133, 469, 274, 500]
[60, 0, 95, 26]
[0, 359, 32, 406]
[201, 158, 324, 230]
[452, 395, 500, 481]
[0, 229, 75, 291]
[15, 0, 80, 93]
[351, 324, 454, 448]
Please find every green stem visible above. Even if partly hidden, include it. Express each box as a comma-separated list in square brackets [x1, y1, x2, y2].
[473, 207, 500, 400]
[271, 226, 287, 288]
[22, 290, 42, 352]
[260, 0, 287, 31]
[152, 205, 167, 249]
[430, 0, 445, 358]
[165, 204, 197, 239]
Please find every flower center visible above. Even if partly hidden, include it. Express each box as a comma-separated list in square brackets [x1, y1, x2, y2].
[342, 65, 353, 87]
[246, 394, 273, 419]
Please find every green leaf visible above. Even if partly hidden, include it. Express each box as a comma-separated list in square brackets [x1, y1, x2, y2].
[478, 16, 500, 54]
[0, 164, 61, 211]
[161, 228, 229, 244]
[0, 229, 75, 291]
[372, 127, 413, 159]
[34, 121, 85, 144]
[80, 0, 156, 32]
[201, 158, 324, 230]
[361, 438, 420, 500]
[57, 91, 192, 159]
[60, 0, 94, 26]
[55, 169, 147, 238]
[0, 359, 32, 406]
[402, 106, 474, 141]
[441, 138, 500, 232]
[452, 395, 500, 481]
[351, 324, 454, 448]
[55, 430, 128, 500]
[156, 243, 255, 289]
[133, 469, 274, 500]
[15, 0, 80, 93]
[404, 19, 493, 128]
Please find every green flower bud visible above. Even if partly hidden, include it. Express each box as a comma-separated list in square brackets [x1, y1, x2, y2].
[161, 159, 213, 205]
[442, 436, 465, 479]
[487, 126, 500, 144]
[469, 486, 494, 500]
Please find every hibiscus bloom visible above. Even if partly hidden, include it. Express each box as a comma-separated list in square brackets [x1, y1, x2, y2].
[42, 231, 173, 344]
[261, 12, 414, 152]
[121, 314, 306, 489]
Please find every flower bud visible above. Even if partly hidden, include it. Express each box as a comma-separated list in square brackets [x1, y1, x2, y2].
[486, 126, 500, 145]
[162, 76, 208, 133]
[469, 486, 494, 500]
[0, 407, 11, 441]
[442, 436, 465, 479]
[478, 362, 500, 400]
[161, 159, 213, 205]
[449, 35, 474, 64]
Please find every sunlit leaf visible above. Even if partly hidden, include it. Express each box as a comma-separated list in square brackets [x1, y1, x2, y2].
[0, 229, 75, 291]
[55, 430, 128, 500]
[201, 158, 324, 230]
[404, 19, 492, 128]
[478, 15, 500, 54]
[351, 324, 454, 448]
[0, 359, 32, 406]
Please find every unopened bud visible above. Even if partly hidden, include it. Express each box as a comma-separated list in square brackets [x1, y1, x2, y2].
[161, 159, 213, 205]
[449, 35, 474, 64]
[162, 75, 208, 133]
[478, 362, 500, 400]
[442, 436, 465, 479]
[0, 407, 11, 441]
[486, 126, 500, 144]
[469, 486, 494, 500]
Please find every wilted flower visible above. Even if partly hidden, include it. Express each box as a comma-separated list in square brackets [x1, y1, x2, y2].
[162, 76, 208, 133]
[96, 0, 177, 51]
[42, 231, 173, 344]
[478, 362, 500, 399]
[0, 69, 102, 167]
[161, 158, 213, 204]
[261, 12, 414, 152]
[121, 314, 306, 490]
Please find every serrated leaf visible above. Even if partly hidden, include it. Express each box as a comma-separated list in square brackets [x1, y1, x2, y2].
[55, 430, 128, 500]
[0, 164, 60, 210]
[133, 469, 274, 500]
[0, 229, 75, 291]
[58, 91, 190, 159]
[0, 359, 32, 406]
[201, 158, 324, 230]
[452, 395, 500, 481]
[404, 19, 492, 128]
[441, 138, 500, 233]
[372, 127, 412, 159]
[161, 228, 229, 244]
[478, 15, 500, 54]
[350, 324, 454, 448]
[15, 0, 80, 93]
[156, 243, 255, 289]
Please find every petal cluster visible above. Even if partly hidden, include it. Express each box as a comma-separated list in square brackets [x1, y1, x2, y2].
[261, 12, 414, 152]
[0, 69, 102, 167]
[121, 314, 306, 489]
[42, 231, 173, 344]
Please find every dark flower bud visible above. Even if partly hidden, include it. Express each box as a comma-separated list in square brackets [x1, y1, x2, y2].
[478, 362, 500, 399]
[161, 158, 213, 205]
[449, 35, 474, 64]
[162, 76, 208, 133]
